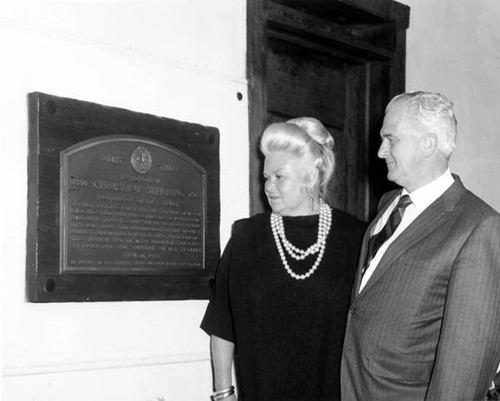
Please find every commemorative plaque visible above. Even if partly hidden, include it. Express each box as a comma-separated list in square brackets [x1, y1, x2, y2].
[60, 137, 206, 274]
[26, 92, 220, 302]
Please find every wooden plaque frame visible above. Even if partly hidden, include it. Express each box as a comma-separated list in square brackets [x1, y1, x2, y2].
[26, 92, 220, 302]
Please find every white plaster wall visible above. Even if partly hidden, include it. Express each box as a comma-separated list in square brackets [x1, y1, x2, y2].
[0, 1, 248, 400]
[399, 0, 500, 212]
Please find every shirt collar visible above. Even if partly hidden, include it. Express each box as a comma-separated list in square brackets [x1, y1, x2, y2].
[401, 169, 454, 211]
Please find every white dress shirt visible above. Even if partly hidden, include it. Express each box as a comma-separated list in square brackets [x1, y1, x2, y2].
[359, 169, 454, 292]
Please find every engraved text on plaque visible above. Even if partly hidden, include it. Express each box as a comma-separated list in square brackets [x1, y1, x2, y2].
[60, 136, 206, 274]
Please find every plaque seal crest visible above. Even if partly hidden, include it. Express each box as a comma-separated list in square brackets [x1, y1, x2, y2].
[131, 146, 152, 174]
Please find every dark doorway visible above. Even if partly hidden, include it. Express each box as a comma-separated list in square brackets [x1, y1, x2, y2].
[247, 0, 410, 221]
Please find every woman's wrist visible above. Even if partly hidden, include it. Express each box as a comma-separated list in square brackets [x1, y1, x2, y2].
[211, 385, 235, 400]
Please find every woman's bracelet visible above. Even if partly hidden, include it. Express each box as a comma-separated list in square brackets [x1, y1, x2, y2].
[211, 385, 235, 400]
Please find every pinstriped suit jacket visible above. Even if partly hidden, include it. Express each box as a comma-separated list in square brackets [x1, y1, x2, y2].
[341, 176, 500, 401]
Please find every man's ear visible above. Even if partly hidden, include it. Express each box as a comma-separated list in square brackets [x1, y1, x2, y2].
[423, 133, 438, 158]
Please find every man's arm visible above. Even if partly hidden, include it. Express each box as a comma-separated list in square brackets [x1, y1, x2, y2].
[425, 215, 500, 401]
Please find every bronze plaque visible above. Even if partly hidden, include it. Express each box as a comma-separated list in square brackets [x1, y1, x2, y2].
[27, 92, 220, 302]
[60, 137, 206, 274]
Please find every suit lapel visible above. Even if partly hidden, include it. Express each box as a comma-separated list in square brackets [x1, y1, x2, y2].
[354, 177, 467, 299]
[351, 190, 399, 299]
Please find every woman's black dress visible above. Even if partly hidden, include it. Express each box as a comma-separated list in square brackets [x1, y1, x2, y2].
[201, 209, 366, 401]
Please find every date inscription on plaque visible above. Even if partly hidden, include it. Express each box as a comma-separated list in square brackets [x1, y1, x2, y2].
[60, 136, 206, 274]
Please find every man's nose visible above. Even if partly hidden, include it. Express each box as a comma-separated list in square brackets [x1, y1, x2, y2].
[377, 140, 388, 159]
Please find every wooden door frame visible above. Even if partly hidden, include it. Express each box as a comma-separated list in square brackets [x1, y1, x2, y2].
[247, 0, 410, 220]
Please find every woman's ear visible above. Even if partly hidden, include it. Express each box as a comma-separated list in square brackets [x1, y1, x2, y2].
[301, 168, 319, 196]
[301, 169, 318, 196]
[305, 168, 319, 186]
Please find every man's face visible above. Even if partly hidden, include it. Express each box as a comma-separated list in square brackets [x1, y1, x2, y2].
[378, 105, 426, 192]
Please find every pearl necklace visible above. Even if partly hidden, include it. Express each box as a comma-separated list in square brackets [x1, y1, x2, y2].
[270, 200, 332, 280]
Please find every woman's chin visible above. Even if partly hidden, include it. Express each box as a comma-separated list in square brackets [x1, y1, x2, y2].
[267, 200, 281, 212]
[270, 207, 282, 215]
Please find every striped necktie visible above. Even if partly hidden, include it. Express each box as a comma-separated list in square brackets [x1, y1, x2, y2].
[362, 194, 412, 276]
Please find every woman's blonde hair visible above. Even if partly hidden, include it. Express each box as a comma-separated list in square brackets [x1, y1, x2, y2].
[259, 117, 335, 201]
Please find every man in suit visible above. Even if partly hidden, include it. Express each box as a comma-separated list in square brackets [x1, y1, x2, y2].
[341, 91, 500, 401]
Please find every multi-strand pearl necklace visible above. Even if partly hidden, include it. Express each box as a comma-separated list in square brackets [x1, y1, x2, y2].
[270, 200, 332, 280]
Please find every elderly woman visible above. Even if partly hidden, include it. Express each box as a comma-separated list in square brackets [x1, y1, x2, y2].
[201, 117, 366, 401]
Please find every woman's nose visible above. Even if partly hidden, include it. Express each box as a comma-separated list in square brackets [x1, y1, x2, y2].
[264, 179, 274, 192]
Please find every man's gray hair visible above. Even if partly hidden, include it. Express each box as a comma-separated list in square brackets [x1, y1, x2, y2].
[386, 91, 458, 159]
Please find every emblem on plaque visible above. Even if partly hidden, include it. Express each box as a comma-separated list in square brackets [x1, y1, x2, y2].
[131, 146, 152, 174]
